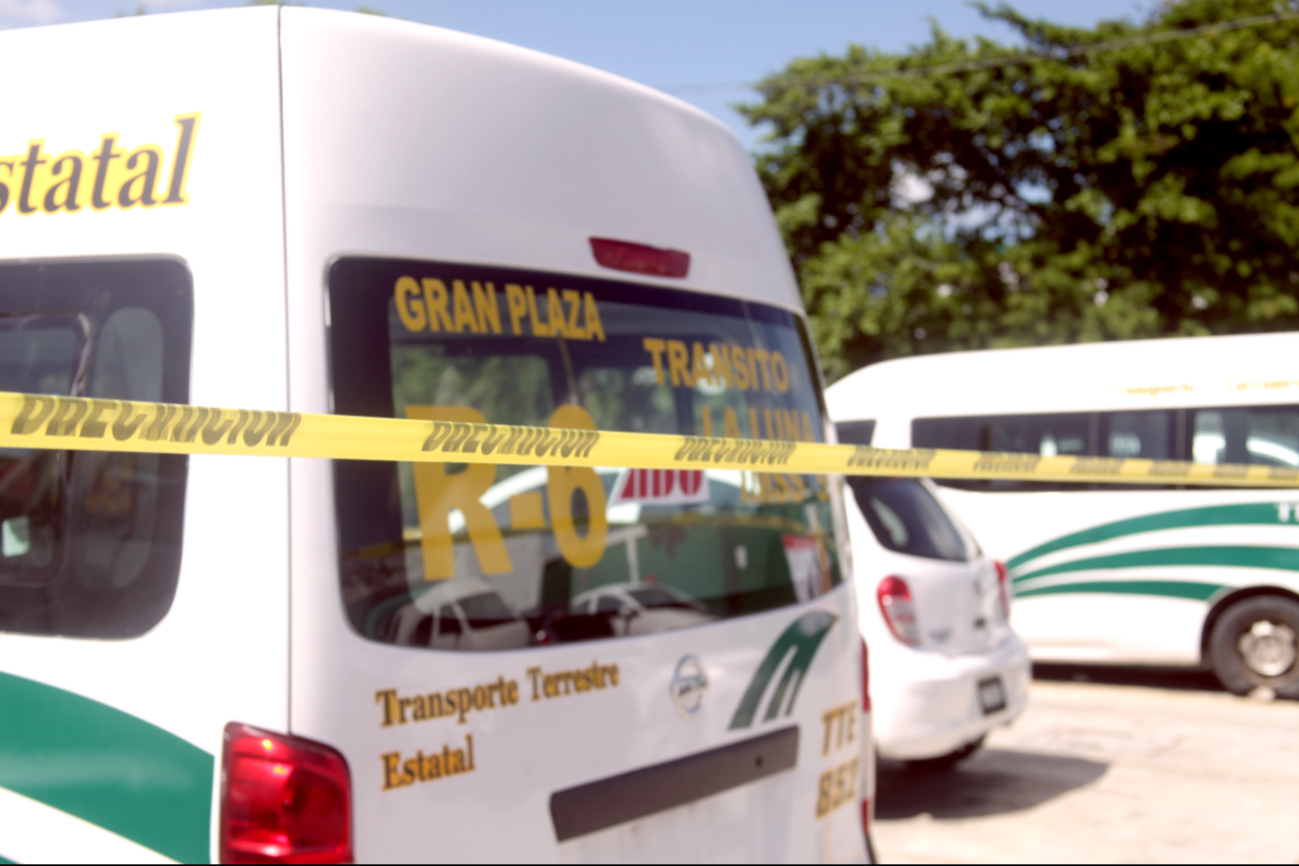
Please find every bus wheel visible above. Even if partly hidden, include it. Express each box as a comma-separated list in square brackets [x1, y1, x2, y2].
[1209, 596, 1299, 699]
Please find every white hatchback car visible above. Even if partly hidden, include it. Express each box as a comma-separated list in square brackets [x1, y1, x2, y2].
[836, 421, 1031, 766]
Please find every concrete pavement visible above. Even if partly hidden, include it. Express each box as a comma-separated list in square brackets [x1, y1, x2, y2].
[872, 667, 1299, 863]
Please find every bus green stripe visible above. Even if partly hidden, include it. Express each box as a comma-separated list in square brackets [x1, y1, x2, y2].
[1015, 579, 1224, 601]
[1007, 503, 1288, 572]
[0, 671, 212, 864]
[1014, 544, 1299, 584]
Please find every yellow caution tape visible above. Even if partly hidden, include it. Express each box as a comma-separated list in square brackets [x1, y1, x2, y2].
[1, 391, 1296, 487]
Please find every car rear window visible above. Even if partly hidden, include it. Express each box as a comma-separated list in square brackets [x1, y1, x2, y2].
[0, 258, 192, 638]
[846, 476, 974, 562]
[328, 256, 843, 650]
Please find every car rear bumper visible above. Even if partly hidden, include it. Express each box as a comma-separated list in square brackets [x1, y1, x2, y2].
[872, 634, 1031, 761]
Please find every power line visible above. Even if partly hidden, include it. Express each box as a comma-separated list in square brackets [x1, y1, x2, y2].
[660, 8, 1299, 95]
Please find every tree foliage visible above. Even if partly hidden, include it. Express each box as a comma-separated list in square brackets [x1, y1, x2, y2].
[742, 0, 1299, 380]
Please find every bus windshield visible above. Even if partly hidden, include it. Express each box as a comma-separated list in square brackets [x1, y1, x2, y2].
[329, 257, 842, 650]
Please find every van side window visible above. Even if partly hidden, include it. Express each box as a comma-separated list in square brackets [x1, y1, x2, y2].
[1190, 406, 1299, 467]
[0, 259, 192, 638]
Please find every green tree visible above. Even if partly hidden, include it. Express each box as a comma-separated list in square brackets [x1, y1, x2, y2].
[742, 0, 1299, 380]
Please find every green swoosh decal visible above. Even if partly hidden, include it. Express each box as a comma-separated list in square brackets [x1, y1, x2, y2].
[0, 671, 212, 864]
[1014, 544, 1299, 585]
[730, 611, 837, 730]
[1015, 579, 1225, 601]
[1008, 502, 1292, 573]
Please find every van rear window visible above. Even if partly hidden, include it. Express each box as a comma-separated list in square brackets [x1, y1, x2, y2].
[328, 257, 842, 650]
[0, 258, 192, 638]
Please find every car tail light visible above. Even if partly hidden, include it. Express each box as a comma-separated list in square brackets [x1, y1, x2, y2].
[861, 798, 871, 842]
[877, 576, 921, 645]
[220, 723, 353, 865]
[860, 638, 871, 712]
[994, 560, 1012, 620]
[589, 237, 690, 278]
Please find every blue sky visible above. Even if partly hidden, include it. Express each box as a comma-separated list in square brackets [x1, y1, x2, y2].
[1, 0, 1148, 147]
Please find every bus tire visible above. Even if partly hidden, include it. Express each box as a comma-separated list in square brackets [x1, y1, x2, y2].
[1209, 595, 1299, 699]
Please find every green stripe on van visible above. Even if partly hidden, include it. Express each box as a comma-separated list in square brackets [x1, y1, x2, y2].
[1015, 579, 1224, 601]
[1007, 503, 1289, 572]
[1014, 544, 1299, 585]
[0, 671, 212, 864]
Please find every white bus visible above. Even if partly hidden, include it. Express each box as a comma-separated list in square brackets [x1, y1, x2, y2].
[0, 7, 872, 863]
[827, 333, 1299, 700]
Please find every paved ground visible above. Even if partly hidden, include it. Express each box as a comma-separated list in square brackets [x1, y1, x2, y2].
[871, 666, 1299, 864]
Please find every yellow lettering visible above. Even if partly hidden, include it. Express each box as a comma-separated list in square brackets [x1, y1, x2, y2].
[526, 286, 551, 337]
[642, 338, 667, 385]
[451, 280, 479, 334]
[583, 292, 606, 341]
[406, 405, 512, 579]
[508, 489, 546, 530]
[472, 281, 501, 334]
[563, 289, 586, 338]
[505, 284, 528, 335]
[770, 351, 790, 392]
[731, 345, 751, 390]
[421, 278, 454, 331]
[752, 348, 772, 391]
[709, 343, 732, 388]
[724, 407, 742, 439]
[382, 753, 402, 790]
[395, 277, 427, 332]
[546, 288, 568, 338]
[667, 340, 694, 387]
[547, 405, 608, 568]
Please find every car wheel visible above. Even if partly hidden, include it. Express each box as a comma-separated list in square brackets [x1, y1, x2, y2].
[1209, 595, 1299, 699]
[904, 736, 984, 772]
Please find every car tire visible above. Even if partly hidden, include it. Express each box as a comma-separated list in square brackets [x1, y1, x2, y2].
[903, 735, 984, 772]
[1209, 595, 1299, 699]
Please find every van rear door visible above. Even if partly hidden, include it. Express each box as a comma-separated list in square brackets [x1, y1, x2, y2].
[293, 257, 865, 862]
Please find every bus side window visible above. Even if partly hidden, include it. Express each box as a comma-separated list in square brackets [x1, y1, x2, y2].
[913, 413, 1091, 492]
[1190, 405, 1299, 468]
[1100, 410, 1173, 460]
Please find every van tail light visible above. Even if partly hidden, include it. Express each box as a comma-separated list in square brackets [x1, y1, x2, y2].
[877, 576, 921, 646]
[589, 237, 690, 278]
[994, 560, 1012, 620]
[221, 723, 353, 865]
[860, 638, 871, 712]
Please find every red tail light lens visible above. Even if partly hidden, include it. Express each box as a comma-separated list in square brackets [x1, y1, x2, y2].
[994, 560, 1012, 620]
[877, 576, 921, 646]
[860, 638, 871, 712]
[589, 237, 690, 278]
[221, 723, 353, 865]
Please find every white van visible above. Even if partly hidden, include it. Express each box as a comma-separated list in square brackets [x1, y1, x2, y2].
[828, 333, 1299, 699]
[0, 7, 872, 863]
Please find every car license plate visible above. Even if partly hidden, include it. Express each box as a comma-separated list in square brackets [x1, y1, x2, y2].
[978, 676, 1006, 715]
